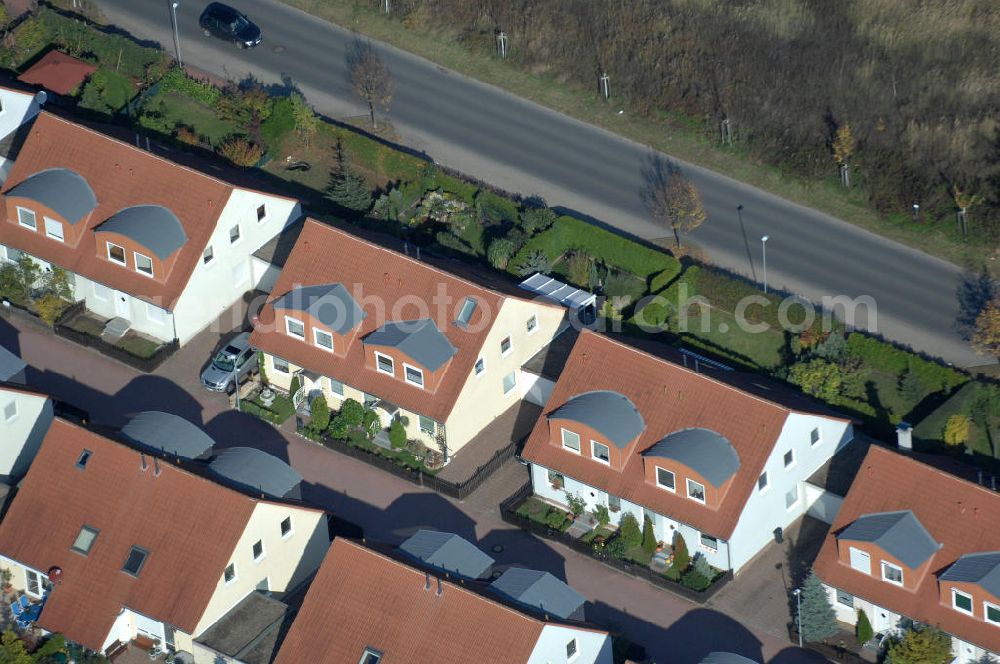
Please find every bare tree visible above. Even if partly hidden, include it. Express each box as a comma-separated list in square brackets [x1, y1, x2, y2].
[643, 156, 707, 248]
[349, 40, 394, 130]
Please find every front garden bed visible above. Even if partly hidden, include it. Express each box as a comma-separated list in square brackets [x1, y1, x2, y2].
[500, 486, 732, 603]
[238, 387, 295, 425]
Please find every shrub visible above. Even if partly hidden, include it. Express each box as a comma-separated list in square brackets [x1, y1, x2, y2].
[475, 191, 519, 225]
[290, 92, 320, 145]
[943, 414, 970, 447]
[566, 251, 591, 287]
[641, 516, 657, 556]
[516, 250, 552, 276]
[361, 408, 381, 439]
[618, 512, 642, 548]
[799, 570, 838, 642]
[565, 492, 586, 518]
[257, 351, 268, 386]
[681, 566, 711, 591]
[546, 508, 567, 530]
[856, 608, 874, 644]
[813, 330, 847, 361]
[886, 627, 953, 664]
[78, 68, 134, 114]
[487, 237, 515, 269]
[594, 504, 610, 528]
[35, 294, 68, 327]
[898, 364, 926, 403]
[328, 141, 372, 213]
[260, 96, 297, 149]
[310, 394, 330, 432]
[175, 126, 201, 145]
[520, 206, 556, 235]
[649, 267, 678, 293]
[289, 376, 301, 400]
[671, 531, 690, 574]
[635, 300, 671, 329]
[606, 536, 627, 559]
[389, 419, 407, 448]
[788, 359, 843, 402]
[328, 414, 350, 438]
[339, 399, 365, 427]
[217, 136, 263, 167]
[157, 67, 221, 106]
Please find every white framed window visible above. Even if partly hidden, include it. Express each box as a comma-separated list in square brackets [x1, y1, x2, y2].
[93, 282, 111, 302]
[836, 589, 854, 608]
[280, 516, 293, 539]
[502, 370, 517, 395]
[783, 449, 795, 469]
[473, 357, 485, 377]
[16, 207, 36, 230]
[313, 328, 334, 352]
[1, 246, 23, 264]
[881, 561, 903, 586]
[203, 245, 214, 265]
[849, 547, 871, 574]
[229, 224, 241, 244]
[686, 478, 706, 503]
[561, 428, 581, 453]
[4, 399, 17, 423]
[419, 415, 435, 435]
[223, 563, 237, 585]
[700, 533, 718, 551]
[256, 204, 267, 223]
[252, 539, 265, 562]
[757, 471, 769, 492]
[526, 315, 538, 335]
[328, 378, 344, 397]
[985, 601, 1000, 626]
[106, 242, 126, 266]
[44, 217, 64, 241]
[785, 486, 799, 509]
[591, 440, 610, 464]
[134, 252, 154, 277]
[656, 467, 675, 492]
[145, 303, 166, 326]
[272, 357, 290, 374]
[810, 427, 821, 446]
[566, 638, 578, 662]
[404, 364, 424, 388]
[285, 316, 305, 339]
[500, 335, 512, 357]
[952, 588, 973, 615]
[375, 352, 394, 376]
[24, 569, 45, 598]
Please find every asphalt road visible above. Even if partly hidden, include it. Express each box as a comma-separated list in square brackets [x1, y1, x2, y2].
[93, 0, 989, 367]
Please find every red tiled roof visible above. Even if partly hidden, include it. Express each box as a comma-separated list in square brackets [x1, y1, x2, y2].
[273, 539, 553, 664]
[250, 218, 508, 421]
[18, 51, 97, 95]
[814, 445, 1000, 654]
[0, 419, 284, 650]
[0, 112, 234, 309]
[521, 329, 793, 539]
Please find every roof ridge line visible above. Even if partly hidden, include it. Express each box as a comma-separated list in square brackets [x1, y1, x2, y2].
[868, 445, 1000, 501]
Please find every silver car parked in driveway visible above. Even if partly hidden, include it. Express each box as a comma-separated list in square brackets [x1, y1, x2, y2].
[201, 332, 258, 393]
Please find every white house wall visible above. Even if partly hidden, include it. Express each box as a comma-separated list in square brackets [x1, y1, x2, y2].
[803, 482, 843, 524]
[171, 191, 300, 345]
[727, 414, 853, 573]
[75, 274, 176, 343]
[0, 390, 51, 482]
[250, 255, 280, 294]
[0, 89, 43, 145]
[520, 370, 554, 407]
[526, 624, 613, 664]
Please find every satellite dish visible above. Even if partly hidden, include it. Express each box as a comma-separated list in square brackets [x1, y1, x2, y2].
[47, 567, 63, 584]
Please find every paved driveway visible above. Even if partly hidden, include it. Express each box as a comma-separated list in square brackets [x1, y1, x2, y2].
[0, 311, 826, 664]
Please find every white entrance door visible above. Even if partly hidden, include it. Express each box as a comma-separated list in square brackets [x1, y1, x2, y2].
[113, 291, 130, 319]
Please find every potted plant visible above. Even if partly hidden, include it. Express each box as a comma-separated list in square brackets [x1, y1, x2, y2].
[656, 541, 665, 553]
[1, 568, 11, 596]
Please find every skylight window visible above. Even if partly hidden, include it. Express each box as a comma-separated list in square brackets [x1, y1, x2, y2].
[122, 546, 149, 577]
[71, 525, 99, 555]
[76, 449, 92, 469]
[359, 648, 382, 664]
[455, 297, 477, 327]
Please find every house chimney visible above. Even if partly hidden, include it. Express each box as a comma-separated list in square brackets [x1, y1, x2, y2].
[140, 453, 148, 472]
[896, 422, 912, 450]
[153, 458, 162, 477]
[435, 577, 443, 597]
[424, 572, 431, 591]
[992, 476, 997, 492]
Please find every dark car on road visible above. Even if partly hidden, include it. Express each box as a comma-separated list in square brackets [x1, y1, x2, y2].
[199, 2, 262, 49]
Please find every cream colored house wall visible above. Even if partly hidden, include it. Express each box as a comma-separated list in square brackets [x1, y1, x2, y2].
[0, 389, 51, 482]
[444, 298, 564, 452]
[193, 502, 328, 637]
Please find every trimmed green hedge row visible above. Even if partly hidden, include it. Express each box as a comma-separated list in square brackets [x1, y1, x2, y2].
[846, 333, 966, 391]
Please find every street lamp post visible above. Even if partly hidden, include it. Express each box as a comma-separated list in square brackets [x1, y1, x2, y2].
[232, 364, 241, 411]
[793, 587, 802, 648]
[761, 235, 770, 294]
[169, 1, 182, 68]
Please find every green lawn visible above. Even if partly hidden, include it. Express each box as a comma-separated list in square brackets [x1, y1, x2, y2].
[674, 309, 786, 370]
[139, 91, 237, 146]
[915, 382, 995, 457]
[64, 313, 105, 337]
[116, 333, 161, 359]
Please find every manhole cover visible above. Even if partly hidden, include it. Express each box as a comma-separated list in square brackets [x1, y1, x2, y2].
[491, 544, 504, 553]
[272, 45, 286, 54]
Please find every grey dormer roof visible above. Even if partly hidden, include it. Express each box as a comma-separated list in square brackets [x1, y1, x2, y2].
[209, 447, 303, 499]
[490, 568, 586, 620]
[940, 552, 1000, 598]
[271, 283, 365, 335]
[96, 205, 187, 259]
[120, 411, 215, 459]
[0, 345, 26, 382]
[7, 168, 96, 224]
[363, 319, 457, 372]
[399, 530, 494, 579]
[549, 390, 645, 448]
[643, 428, 740, 488]
[699, 654, 761, 664]
[838, 510, 940, 568]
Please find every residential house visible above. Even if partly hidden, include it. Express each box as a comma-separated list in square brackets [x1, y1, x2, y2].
[249, 218, 566, 457]
[0, 112, 301, 344]
[272, 538, 613, 664]
[815, 445, 1000, 663]
[0, 417, 331, 659]
[521, 330, 854, 573]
